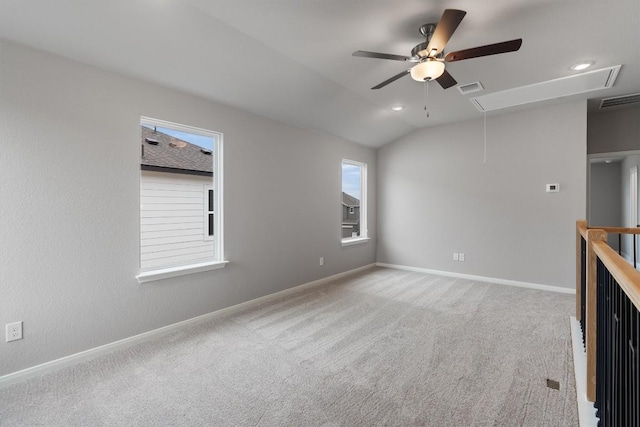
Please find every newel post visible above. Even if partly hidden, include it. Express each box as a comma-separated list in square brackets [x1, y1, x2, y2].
[585, 228, 607, 402]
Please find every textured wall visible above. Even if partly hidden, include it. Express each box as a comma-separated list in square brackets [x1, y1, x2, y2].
[589, 162, 622, 250]
[377, 101, 587, 289]
[620, 155, 640, 258]
[0, 40, 376, 376]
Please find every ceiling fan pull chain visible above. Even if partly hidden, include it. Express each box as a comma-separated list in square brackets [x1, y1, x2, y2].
[423, 81, 430, 118]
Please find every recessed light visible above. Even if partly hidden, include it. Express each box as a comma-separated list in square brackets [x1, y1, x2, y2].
[570, 61, 594, 71]
[390, 105, 404, 111]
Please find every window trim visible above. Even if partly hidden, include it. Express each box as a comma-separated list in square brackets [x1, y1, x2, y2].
[138, 117, 225, 282]
[136, 260, 228, 283]
[341, 159, 368, 245]
[341, 236, 371, 247]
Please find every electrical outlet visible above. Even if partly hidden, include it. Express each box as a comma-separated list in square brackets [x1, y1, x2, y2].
[319, 257, 324, 266]
[459, 253, 465, 262]
[453, 253, 459, 261]
[6, 321, 23, 342]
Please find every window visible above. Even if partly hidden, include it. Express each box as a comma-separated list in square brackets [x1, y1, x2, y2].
[137, 117, 225, 282]
[341, 159, 368, 245]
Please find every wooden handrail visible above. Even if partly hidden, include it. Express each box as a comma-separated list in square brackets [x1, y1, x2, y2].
[587, 226, 640, 235]
[577, 223, 640, 237]
[593, 240, 640, 311]
[577, 221, 588, 239]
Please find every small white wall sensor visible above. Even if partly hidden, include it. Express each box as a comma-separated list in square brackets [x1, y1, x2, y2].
[546, 183, 560, 193]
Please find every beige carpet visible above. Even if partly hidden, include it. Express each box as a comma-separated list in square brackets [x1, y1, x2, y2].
[0, 267, 578, 426]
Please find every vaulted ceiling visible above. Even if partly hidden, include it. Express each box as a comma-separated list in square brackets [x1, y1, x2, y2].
[0, 0, 638, 147]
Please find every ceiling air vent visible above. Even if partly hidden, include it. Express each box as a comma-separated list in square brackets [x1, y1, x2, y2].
[599, 93, 640, 109]
[145, 138, 159, 145]
[458, 81, 484, 95]
[470, 65, 621, 112]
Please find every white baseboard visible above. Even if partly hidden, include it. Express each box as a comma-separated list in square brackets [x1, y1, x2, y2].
[0, 263, 376, 388]
[376, 262, 575, 294]
[569, 316, 598, 427]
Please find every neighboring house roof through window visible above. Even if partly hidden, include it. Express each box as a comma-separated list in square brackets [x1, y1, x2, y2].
[140, 125, 213, 176]
[342, 191, 360, 207]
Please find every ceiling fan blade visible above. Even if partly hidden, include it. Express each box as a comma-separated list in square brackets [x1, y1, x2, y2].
[425, 9, 466, 56]
[372, 70, 410, 90]
[435, 69, 457, 89]
[352, 50, 409, 61]
[445, 39, 522, 62]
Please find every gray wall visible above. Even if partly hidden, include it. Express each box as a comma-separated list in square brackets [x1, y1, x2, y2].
[589, 162, 622, 250]
[588, 107, 640, 154]
[377, 101, 587, 289]
[587, 107, 640, 253]
[620, 155, 640, 259]
[0, 40, 376, 376]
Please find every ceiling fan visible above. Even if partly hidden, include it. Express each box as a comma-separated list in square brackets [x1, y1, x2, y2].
[353, 9, 522, 90]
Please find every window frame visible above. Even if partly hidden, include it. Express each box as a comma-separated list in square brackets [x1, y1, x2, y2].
[136, 117, 226, 283]
[341, 159, 369, 246]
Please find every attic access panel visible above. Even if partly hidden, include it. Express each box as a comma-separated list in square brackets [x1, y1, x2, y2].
[470, 66, 621, 112]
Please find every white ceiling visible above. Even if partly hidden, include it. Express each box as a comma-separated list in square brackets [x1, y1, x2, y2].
[0, 0, 638, 147]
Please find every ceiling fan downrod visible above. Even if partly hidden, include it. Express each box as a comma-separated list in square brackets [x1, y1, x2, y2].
[411, 23, 438, 60]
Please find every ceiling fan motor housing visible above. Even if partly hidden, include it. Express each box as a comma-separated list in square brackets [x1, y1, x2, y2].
[413, 23, 442, 59]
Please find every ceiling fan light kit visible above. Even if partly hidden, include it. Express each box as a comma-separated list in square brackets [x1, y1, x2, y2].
[352, 9, 522, 91]
[410, 60, 445, 82]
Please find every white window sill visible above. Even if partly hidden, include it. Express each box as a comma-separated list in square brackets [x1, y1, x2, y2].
[136, 260, 229, 283]
[341, 237, 370, 247]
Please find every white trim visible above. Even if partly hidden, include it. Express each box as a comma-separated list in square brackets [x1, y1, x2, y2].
[341, 237, 371, 247]
[0, 263, 376, 388]
[570, 316, 598, 427]
[136, 260, 228, 283]
[376, 263, 575, 294]
[341, 159, 367, 242]
[216, 131, 225, 261]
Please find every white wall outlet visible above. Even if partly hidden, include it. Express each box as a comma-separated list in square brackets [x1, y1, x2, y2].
[319, 257, 324, 266]
[6, 321, 23, 342]
[453, 253, 459, 261]
[459, 253, 465, 262]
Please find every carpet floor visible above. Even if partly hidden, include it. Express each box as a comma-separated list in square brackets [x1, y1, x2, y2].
[0, 267, 578, 426]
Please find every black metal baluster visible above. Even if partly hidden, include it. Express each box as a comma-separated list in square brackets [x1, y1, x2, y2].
[596, 260, 606, 424]
[628, 297, 638, 427]
[634, 233, 637, 269]
[594, 253, 640, 426]
[622, 293, 629, 427]
[608, 272, 614, 427]
[614, 284, 622, 427]
[618, 234, 622, 256]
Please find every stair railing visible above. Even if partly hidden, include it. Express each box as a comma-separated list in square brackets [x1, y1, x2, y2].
[575, 220, 640, 426]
